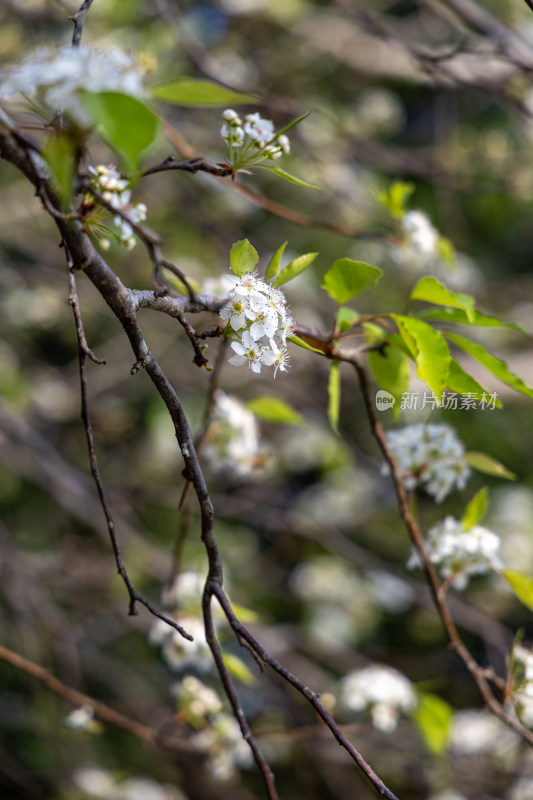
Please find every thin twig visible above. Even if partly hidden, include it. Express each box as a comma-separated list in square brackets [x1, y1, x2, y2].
[69, 0, 96, 49]
[67, 254, 192, 642]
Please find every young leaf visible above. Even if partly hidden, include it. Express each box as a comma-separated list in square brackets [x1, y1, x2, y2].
[462, 487, 489, 531]
[265, 241, 288, 282]
[272, 111, 311, 139]
[446, 359, 502, 408]
[328, 358, 341, 435]
[273, 252, 318, 287]
[417, 307, 523, 331]
[222, 652, 257, 686]
[378, 181, 414, 220]
[446, 332, 533, 400]
[43, 134, 76, 209]
[391, 315, 450, 402]
[436, 236, 456, 266]
[229, 239, 259, 277]
[322, 259, 383, 305]
[150, 79, 257, 106]
[287, 334, 326, 355]
[367, 346, 410, 421]
[262, 166, 321, 190]
[82, 91, 158, 171]
[464, 451, 516, 480]
[501, 570, 533, 613]
[336, 307, 359, 333]
[414, 692, 453, 757]
[410, 276, 475, 323]
[246, 396, 305, 426]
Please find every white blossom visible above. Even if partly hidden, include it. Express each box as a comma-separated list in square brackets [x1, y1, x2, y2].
[203, 391, 264, 478]
[407, 516, 502, 589]
[88, 165, 147, 250]
[221, 270, 293, 377]
[340, 664, 416, 732]
[244, 112, 275, 144]
[384, 423, 471, 503]
[402, 210, 439, 255]
[220, 109, 290, 166]
[0, 46, 144, 125]
[449, 708, 517, 754]
[174, 676, 223, 720]
[65, 705, 97, 732]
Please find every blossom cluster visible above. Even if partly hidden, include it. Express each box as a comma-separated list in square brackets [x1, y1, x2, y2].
[220, 271, 293, 376]
[407, 516, 502, 590]
[340, 664, 417, 732]
[384, 423, 471, 503]
[203, 391, 264, 478]
[88, 165, 147, 250]
[0, 46, 144, 125]
[221, 109, 290, 167]
[393, 209, 440, 270]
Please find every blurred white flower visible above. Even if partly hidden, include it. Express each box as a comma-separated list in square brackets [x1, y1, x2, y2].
[407, 516, 502, 590]
[88, 165, 147, 250]
[174, 676, 223, 721]
[340, 664, 416, 732]
[449, 708, 518, 755]
[194, 713, 253, 781]
[162, 571, 204, 611]
[149, 616, 212, 673]
[203, 391, 265, 479]
[384, 423, 470, 503]
[65, 705, 98, 733]
[0, 46, 144, 125]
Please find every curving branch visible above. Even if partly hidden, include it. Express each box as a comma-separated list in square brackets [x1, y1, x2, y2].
[69, 0, 96, 49]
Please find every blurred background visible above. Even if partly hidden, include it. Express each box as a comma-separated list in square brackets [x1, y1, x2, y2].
[2, 1, 533, 799]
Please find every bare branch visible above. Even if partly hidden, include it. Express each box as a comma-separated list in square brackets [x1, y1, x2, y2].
[69, 0, 96, 49]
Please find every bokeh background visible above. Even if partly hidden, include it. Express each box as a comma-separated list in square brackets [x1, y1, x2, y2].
[2, 1, 533, 799]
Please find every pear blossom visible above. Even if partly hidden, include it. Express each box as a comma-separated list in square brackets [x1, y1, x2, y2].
[203, 391, 265, 478]
[88, 165, 147, 250]
[220, 109, 291, 169]
[383, 423, 470, 503]
[407, 516, 503, 589]
[340, 664, 417, 732]
[244, 112, 275, 145]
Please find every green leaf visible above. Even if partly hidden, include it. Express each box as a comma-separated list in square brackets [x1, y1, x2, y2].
[464, 451, 516, 480]
[417, 307, 523, 331]
[43, 134, 76, 209]
[246, 396, 305, 426]
[462, 487, 489, 531]
[391, 315, 450, 402]
[414, 692, 453, 756]
[229, 239, 259, 277]
[410, 276, 475, 323]
[336, 307, 359, 333]
[82, 91, 158, 171]
[436, 236, 456, 266]
[446, 359, 502, 408]
[272, 111, 311, 139]
[150, 78, 257, 106]
[446, 332, 533, 400]
[222, 652, 257, 686]
[265, 241, 288, 282]
[273, 252, 318, 287]
[287, 334, 325, 354]
[378, 180, 414, 220]
[263, 167, 321, 190]
[328, 359, 341, 435]
[322, 259, 383, 305]
[501, 570, 533, 613]
[367, 346, 410, 421]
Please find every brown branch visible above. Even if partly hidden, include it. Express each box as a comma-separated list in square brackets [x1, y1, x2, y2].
[0, 643, 199, 753]
[67, 256, 192, 642]
[69, 0, 96, 49]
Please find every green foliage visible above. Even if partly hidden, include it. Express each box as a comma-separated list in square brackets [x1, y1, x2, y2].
[287, 334, 325, 354]
[446, 359, 501, 407]
[261, 166, 321, 189]
[462, 487, 489, 531]
[43, 134, 76, 209]
[501, 570, 533, 613]
[445, 332, 533, 400]
[417, 307, 523, 331]
[378, 180, 415, 220]
[391, 315, 450, 401]
[222, 652, 257, 686]
[410, 276, 475, 323]
[414, 692, 453, 756]
[328, 358, 341, 434]
[365, 330, 410, 420]
[246, 396, 305, 426]
[82, 91, 158, 171]
[272, 252, 318, 287]
[322, 259, 383, 305]
[265, 241, 288, 282]
[229, 239, 259, 277]
[436, 236, 456, 266]
[336, 307, 359, 333]
[464, 451, 516, 480]
[150, 78, 257, 106]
